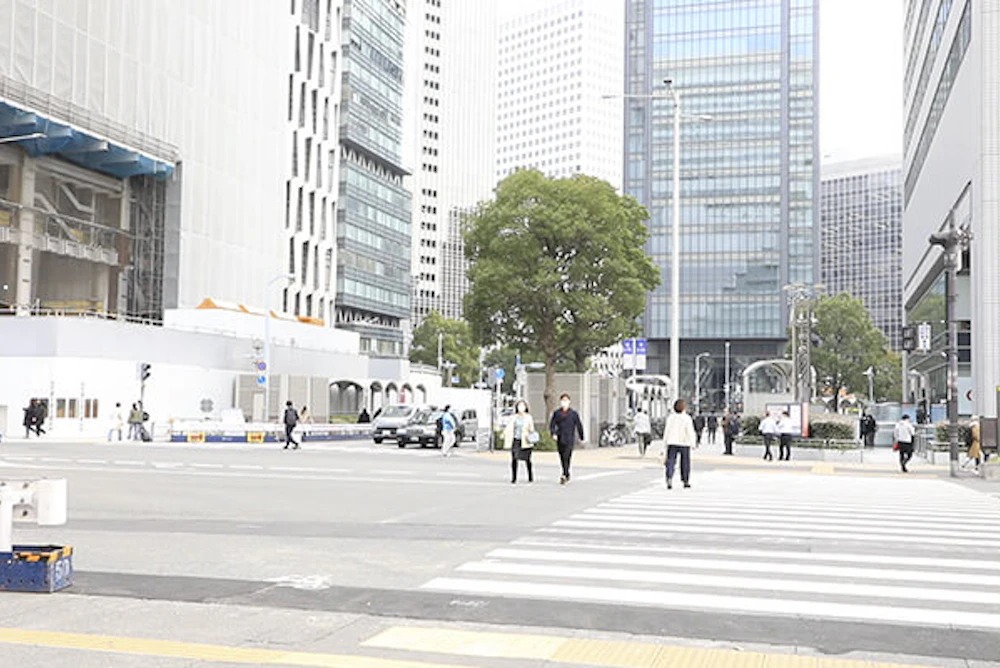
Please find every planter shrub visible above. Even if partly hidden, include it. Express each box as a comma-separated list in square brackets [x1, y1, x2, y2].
[809, 420, 854, 440]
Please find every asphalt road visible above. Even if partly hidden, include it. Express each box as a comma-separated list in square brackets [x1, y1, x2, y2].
[1, 437, 999, 667]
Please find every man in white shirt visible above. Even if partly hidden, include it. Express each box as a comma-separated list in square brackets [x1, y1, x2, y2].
[633, 408, 652, 457]
[759, 412, 778, 461]
[894, 414, 916, 472]
[777, 411, 797, 461]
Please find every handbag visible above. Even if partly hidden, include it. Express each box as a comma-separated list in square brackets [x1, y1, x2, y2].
[525, 430, 540, 446]
[892, 441, 900, 451]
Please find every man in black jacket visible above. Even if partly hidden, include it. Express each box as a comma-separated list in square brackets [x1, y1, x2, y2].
[549, 393, 584, 485]
[283, 401, 300, 450]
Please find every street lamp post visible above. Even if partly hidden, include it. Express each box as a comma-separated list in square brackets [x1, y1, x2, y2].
[603, 80, 708, 402]
[724, 341, 731, 413]
[667, 80, 682, 402]
[929, 220, 970, 477]
[863, 366, 875, 404]
[264, 273, 294, 421]
[694, 352, 710, 415]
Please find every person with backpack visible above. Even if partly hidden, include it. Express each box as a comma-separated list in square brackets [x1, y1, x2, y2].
[860, 411, 877, 448]
[283, 401, 300, 450]
[127, 402, 144, 440]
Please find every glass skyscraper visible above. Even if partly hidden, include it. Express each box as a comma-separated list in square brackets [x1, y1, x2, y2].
[336, 0, 412, 357]
[624, 1, 819, 395]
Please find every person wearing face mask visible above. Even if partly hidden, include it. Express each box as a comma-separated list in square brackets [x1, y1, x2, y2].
[503, 400, 537, 483]
[549, 393, 584, 484]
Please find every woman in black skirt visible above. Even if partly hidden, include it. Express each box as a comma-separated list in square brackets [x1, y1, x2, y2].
[503, 400, 537, 483]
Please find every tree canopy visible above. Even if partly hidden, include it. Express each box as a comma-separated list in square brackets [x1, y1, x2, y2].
[811, 293, 902, 404]
[409, 312, 479, 387]
[464, 169, 659, 415]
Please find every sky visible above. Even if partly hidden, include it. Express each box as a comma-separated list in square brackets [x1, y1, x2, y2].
[497, 0, 904, 165]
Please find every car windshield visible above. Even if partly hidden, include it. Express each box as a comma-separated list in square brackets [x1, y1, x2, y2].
[411, 408, 439, 424]
[381, 405, 413, 418]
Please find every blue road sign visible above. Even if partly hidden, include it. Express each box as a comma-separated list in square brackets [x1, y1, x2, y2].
[495, 368, 505, 380]
[256, 361, 267, 371]
[636, 338, 647, 355]
[622, 339, 634, 355]
[256, 375, 267, 386]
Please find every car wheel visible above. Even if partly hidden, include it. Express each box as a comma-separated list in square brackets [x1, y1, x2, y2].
[374, 438, 383, 444]
[397, 441, 405, 448]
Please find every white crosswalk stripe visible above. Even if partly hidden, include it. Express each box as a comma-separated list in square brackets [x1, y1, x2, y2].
[422, 470, 1000, 630]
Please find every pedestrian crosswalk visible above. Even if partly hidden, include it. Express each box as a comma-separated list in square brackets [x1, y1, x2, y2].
[422, 470, 1000, 630]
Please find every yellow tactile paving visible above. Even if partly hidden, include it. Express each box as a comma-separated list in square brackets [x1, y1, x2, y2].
[0, 627, 475, 668]
[363, 626, 937, 668]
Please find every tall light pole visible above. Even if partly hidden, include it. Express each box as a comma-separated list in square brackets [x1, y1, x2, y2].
[694, 352, 710, 415]
[264, 273, 294, 420]
[603, 80, 707, 402]
[666, 80, 682, 402]
[863, 366, 874, 404]
[929, 220, 970, 477]
[724, 341, 731, 413]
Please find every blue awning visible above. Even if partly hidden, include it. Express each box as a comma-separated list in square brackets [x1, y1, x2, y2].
[0, 100, 175, 179]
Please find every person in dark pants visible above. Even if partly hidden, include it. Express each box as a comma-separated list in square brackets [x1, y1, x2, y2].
[664, 399, 697, 489]
[504, 400, 536, 483]
[894, 414, 916, 472]
[706, 414, 718, 445]
[549, 393, 584, 485]
[283, 401, 300, 450]
[860, 411, 877, 448]
[693, 413, 705, 446]
[777, 411, 795, 461]
[23, 399, 37, 438]
[722, 412, 739, 455]
[759, 412, 777, 461]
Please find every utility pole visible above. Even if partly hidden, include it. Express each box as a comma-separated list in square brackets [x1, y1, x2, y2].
[929, 219, 970, 478]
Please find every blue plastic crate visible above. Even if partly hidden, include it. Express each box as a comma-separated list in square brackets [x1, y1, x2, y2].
[0, 545, 74, 593]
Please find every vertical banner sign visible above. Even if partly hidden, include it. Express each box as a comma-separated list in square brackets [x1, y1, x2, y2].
[622, 338, 635, 371]
[917, 323, 932, 352]
[636, 338, 648, 371]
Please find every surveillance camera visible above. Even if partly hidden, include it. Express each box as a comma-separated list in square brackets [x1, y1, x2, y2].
[663, 77, 673, 86]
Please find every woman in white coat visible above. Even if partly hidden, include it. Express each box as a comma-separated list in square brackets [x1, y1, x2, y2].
[503, 400, 537, 484]
[664, 398, 697, 489]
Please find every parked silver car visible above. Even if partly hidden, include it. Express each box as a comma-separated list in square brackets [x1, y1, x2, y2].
[371, 404, 422, 444]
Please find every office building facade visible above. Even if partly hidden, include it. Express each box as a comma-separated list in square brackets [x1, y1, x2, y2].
[820, 157, 903, 351]
[405, 1, 496, 325]
[336, 0, 412, 356]
[901, 0, 997, 416]
[496, 0, 623, 187]
[624, 0, 820, 395]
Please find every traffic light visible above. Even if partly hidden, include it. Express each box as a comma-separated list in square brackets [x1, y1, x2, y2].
[901, 326, 916, 353]
[140, 362, 152, 382]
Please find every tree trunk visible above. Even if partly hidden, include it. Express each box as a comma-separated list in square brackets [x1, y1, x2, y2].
[544, 355, 557, 423]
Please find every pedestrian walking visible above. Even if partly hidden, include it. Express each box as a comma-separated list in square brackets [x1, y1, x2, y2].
[693, 413, 706, 447]
[107, 402, 125, 442]
[965, 416, 982, 471]
[549, 393, 584, 485]
[777, 411, 796, 461]
[633, 407, 652, 457]
[127, 402, 143, 440]
[894, 414, 916, 472]
[440, 404, 458, 457]
[299, 405, 313, 442]
[504, 400, 536, 483]
[283, 401, 300, 450]
[860, 411, 877, 448]
[759, 412, 777, 461]
[722, 412, 740, 456]
[22, 399, 37, 438]
[32, 399, 47, 436]
[664, 398, 697, 489]
[706, 414, 719, 445]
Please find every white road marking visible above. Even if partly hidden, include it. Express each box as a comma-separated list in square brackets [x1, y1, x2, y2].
[423, 577, 1000, 630]
[229, 464, 265, 470]
[112, 460, 145, 466]
[76, 459, 107, 465]
[572, 471, 628, 482]
[40, 457, 71, 463]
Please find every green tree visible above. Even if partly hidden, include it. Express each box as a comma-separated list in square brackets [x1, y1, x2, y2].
[811, 293, 902, 406]
[464, 169, 659, 417]
[409, 312, 479, 387]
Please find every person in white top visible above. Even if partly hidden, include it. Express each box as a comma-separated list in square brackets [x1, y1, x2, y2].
[107, 402, 125, 442]
[503, 400, 537, 483]
[633, 407, 652, 457]
[777, 411, 797, 461]
[759, 412, 778, 461]
[663, 399, 697, 489]
[893, 414, 916, 473]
